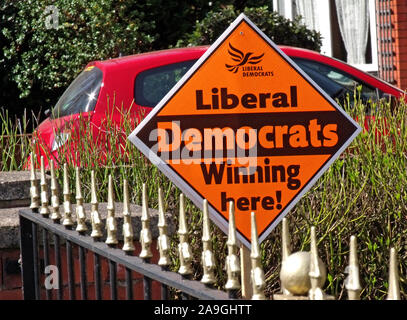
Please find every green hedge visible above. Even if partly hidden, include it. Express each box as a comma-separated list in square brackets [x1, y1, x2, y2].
[177, 5, 322, 52]
[1, 0, 156, 100]
[1, 2, 321, 122]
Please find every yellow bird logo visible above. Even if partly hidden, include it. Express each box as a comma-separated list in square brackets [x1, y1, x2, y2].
[225, 43, 265, 73]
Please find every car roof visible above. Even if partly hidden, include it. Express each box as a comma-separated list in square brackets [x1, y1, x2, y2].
[89, 46, 209, 72]
[87, 45, 404, 95]
[88, 45, 324, 75]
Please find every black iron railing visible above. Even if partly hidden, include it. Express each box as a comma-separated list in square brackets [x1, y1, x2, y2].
[19, 208, 230, 300]
[20, 156, 402, 301]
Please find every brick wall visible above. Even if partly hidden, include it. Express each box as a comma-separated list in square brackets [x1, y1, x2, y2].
[391, 0, 407, 90]
[376, 0, 407, 90]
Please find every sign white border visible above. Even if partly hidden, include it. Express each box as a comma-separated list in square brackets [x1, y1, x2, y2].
[128, 13, 361, 249]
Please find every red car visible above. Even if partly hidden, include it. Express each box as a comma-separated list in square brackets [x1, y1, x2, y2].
[28, 46, 405, 169]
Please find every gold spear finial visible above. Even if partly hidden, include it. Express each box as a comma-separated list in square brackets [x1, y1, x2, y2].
[122, 179, 135, 253]
[157, 187, 170, 267]
[386, 247, 401, 300]
[49, 159, 61, 222]
[281, 217, 291, 295]
[75, 167, 87, 233]
[139, 183, 152, 259]
[90, 170, 103, 239]
[201, 199, 216, 285]
[177, 193, 193, 276]
[282, 218, 291, 261]
[250, 212, 266, 300]
[308, 227, 334, 300]
[308, 226, 324, 300]
[29, 153, 40, 212]
[345, 235, 361, 300]
[62, 163, 74, 227]
[39, 156, 50, 216]
[105, 175, 118, 246]
[225, 201, 241, 292]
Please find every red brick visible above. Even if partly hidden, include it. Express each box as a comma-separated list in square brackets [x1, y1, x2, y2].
[394, 2, 407, 14]
[393, 24, 407, 31]
[1, 249, 22, 290]
[395, 13, 407, 22]
[0, 237, 164, 299]
[34, 277, 162, 300]
[0, 289, 22, 300]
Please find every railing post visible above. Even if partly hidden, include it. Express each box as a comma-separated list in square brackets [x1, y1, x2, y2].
[39, 156, 50, 217]
[386, 247, 401, 300]
[157, 187, 170, 299]
[122, 179, 135, 300]
[308, 227, 334, 300]
[105, 175, 118, 300]
[225, 201, 241, 299]
[75, 167, 87, 233]
[90, 170, 103, 300]
[201, 199, 216, 286]
[79, 246, 88, 300]
[90, 170, 103, 239]
[66, 240, 76, 300]
[281, 218, 291, 296]
[93, 253, 103, 300]
[32, 222, 41, 300]
[19, 215, 36, 300]
[177, 193, 193, 300]
[345, 235, 361, 300]
[29, 152, 40, 212]
[24, 154, 40, 300]
[140, 183, 153, 300]
[53, 233, 63, 299]
[250, 212, 266, 300]
[177, 193, 193, 277]
[42, 229, 52, 300]
[50, 160, 61, 222]
[62, 163, 74, 227]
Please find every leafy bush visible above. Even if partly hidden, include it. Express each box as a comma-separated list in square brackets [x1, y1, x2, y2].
[1, 1, 315, 122]
[177, 5, 322, 52]
[1, 0, 156, 101]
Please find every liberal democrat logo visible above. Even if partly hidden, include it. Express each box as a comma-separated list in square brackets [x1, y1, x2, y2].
[225, 43, 273, 77]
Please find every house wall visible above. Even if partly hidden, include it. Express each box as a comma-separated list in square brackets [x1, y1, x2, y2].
[391, 0, 407, 90]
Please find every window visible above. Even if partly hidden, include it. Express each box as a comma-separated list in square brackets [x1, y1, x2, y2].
[274, 0, 378, 73]
[292, 57, 381, 105]
[51, 66, 103, 118]
[135, 60, 197, 108]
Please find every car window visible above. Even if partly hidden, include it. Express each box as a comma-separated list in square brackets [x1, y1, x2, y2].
[291, 57, 380, 103]
[134, 60, 197, 108]
[51, 66, 103, 118]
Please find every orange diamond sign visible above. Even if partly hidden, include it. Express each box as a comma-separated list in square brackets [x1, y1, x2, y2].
[128, 14, 361, 248]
